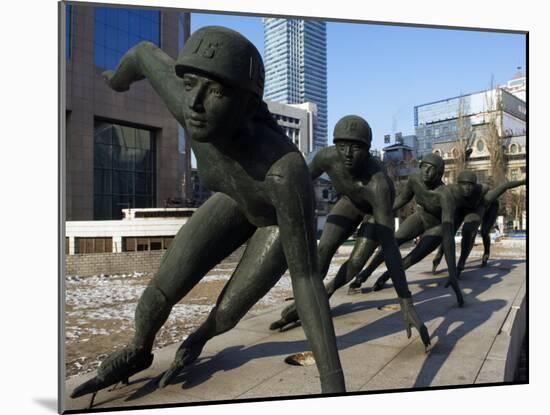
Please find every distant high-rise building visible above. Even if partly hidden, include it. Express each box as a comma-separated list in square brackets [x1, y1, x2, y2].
[263, 18, 328, 150]
[266, 101, 317, 155]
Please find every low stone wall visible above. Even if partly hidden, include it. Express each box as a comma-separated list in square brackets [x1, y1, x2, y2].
[65, 246, 247, 277]
[65, 251, 166, 276]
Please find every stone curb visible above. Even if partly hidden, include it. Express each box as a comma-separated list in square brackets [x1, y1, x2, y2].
[475, 279, 526, 383]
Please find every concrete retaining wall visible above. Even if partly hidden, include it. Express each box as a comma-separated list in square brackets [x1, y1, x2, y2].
[475, 279, 527, 383]
[65, 246, 247, 277]
[65, 250, 166, 276]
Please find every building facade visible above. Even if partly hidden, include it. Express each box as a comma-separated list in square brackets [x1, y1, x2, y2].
[263, 18, 328, 150]
[414, 87, 526, 158]
[382, 142, 418, 183]
[64, 4, 191, 221]
[266, 100, 317, 155]
[190, 168, 212, 206]
[432, 135, 526, 185]
[501, 70, 526, 101]
[432, 135, 526, 229]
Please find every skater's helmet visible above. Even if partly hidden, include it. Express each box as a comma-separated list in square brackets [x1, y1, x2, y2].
[457, 170, 477, 184]
[420, 153, 445, 176]
[333, 115, 372, 146]
[175, 26, 264, 98]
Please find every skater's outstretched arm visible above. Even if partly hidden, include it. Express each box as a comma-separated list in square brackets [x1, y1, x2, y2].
[102, 41, 184, 124]
[484, 179, 526, 205]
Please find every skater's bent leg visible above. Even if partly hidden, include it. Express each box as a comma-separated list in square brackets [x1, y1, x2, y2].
[133, 193, 255, 351]
[481, 230, 491, 266]
[160, 226, 289, 386]
[356, 213, 424, 285]
[457, 213, 481, 271]
[72, 194, 255, 397]
[481, 201, 499, 266]
[317, 197, 363, 277]
[343, 234, 379, 289]
[271, 199, 361, 328]
[186, 227, 287, 347]
[432, 245, 444, 273]
[345, 221, 379, 292]
[375, 230, 442, 289]
[403, 230, 443, 270]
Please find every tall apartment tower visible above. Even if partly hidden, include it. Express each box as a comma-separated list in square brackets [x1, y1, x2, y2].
[263, 18, 328, 150]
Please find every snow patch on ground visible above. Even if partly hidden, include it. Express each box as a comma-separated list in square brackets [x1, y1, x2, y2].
[498, 239, 527, 249]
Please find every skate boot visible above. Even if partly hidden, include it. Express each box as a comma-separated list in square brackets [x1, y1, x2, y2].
[70, 346, 153, 398]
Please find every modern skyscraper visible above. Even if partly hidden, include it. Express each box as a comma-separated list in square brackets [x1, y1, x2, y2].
[263, 18, 328, 150]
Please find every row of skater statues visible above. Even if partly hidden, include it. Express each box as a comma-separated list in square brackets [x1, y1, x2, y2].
[70, 26, 526, 399]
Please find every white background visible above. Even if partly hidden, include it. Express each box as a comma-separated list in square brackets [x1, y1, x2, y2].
[0, 0, 545, 414]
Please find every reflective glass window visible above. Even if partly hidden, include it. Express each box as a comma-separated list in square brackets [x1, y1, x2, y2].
[94, 121, 156, 219]
[94, 7, 160, 70]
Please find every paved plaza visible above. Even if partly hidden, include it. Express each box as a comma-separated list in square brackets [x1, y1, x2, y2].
[65, 255, 526, 412]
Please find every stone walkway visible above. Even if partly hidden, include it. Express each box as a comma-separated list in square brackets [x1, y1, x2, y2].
[64, 257, 526, 412]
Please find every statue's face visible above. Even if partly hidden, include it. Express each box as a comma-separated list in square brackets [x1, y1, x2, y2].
[181, 73, 251, 142]
[335, 139, 370, 171]
[458, 180, 476, 198]
[420, 162, 439, 184]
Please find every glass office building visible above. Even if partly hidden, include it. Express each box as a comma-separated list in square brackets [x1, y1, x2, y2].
[414, 88, 526, 157]
[93, 7, 160, 70]
[263, 18, 328, 150]
[64, 3, 184, 221]
[93, 121, 156, 219]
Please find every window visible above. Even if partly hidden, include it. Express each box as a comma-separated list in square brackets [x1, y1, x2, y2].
[94, 7, 160, 70]
[476, 170, 488, 183]
[123, 236, 174, 252]
[75, 237, 113, 254]
[509, 79, 524, 87]
[94, 121, 156, 220]
[476, 140, 485, 152]
[65, 237, 70, 255]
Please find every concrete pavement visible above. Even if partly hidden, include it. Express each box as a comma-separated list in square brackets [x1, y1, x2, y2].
[64, 256, 526, 412]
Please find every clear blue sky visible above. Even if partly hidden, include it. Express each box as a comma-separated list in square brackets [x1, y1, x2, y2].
[191, 12, 526, 151]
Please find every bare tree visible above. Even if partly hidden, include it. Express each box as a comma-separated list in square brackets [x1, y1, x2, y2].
[485, 77, 507, 187]
[484, 77, 525, 228]
[454, 95, 473, 176]
[504, 186, 526, 229]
